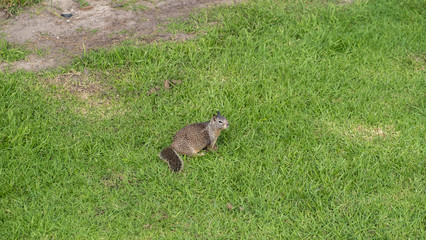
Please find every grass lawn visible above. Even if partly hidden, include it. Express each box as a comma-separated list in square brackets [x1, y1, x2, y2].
[0, 0, 42, 16]
[0, 40, 29, 63]
[1, 0, 424, 238]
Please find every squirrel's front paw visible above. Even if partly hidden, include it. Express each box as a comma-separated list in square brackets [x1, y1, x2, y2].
[197, 152, 205, 156]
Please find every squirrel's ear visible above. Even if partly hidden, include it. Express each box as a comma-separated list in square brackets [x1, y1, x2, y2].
[217, 111, 221, 116]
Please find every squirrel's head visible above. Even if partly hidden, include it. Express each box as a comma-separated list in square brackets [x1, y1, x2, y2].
[211, 111, 229, 130]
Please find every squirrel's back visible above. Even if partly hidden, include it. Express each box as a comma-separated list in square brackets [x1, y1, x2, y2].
[172, 122, 210, 155]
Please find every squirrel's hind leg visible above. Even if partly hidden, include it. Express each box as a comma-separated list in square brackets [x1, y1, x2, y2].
[174, 144, 204, 157]
[196, 152, 205, 156]
[208, 144, 218, 151]
[186, 148, 204, 157]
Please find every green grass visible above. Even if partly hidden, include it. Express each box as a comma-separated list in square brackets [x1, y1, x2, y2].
[1, 0, 425, 238]
[0, 40, 29, 63]
[0, 0, 88, 15]
[75, 0, 90, 8]
[0, 0, 42, 16]
[112, 0, 147, 11]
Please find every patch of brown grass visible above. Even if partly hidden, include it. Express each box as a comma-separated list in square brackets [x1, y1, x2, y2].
[47, 70, 110, 100]
[43, 69, 128, 118]
[102, 171, 141, 188]
[324, 121, 400, 141]
[408, 53, 425, 72]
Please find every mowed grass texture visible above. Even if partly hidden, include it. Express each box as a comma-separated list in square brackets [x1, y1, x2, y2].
[0, 40, 29, 63]
[1, 0, 424, 238]
[0, 0, 42, 15]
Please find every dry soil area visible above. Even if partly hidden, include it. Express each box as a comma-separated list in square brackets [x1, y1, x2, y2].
[0, 0, 241, 72]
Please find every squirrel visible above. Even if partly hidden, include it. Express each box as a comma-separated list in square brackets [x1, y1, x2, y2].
[159, 111, 229, 172]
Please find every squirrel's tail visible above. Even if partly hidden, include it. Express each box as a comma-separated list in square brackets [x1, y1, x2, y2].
[159, 147, 183, 172]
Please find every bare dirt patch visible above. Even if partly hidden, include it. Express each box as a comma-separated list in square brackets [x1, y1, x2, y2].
[0, 0, 242, 72]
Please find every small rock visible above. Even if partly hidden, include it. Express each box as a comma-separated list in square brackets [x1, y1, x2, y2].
[61, 13, 73, 18]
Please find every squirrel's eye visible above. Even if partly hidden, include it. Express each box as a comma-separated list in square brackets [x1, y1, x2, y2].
[218, 120, 223, 123]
